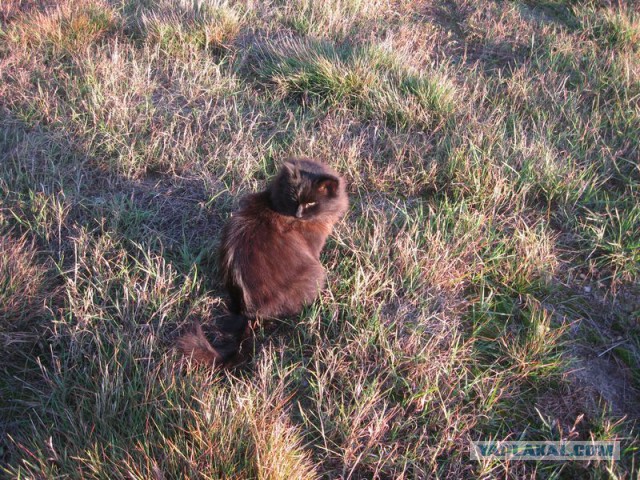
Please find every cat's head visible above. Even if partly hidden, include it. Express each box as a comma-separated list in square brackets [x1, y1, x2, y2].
[269, 158, 348, 220]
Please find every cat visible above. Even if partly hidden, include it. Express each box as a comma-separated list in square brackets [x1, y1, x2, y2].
[177, 158, 348, 366]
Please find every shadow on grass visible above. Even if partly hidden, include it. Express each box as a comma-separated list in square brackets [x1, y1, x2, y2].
[0, 110, 239, 461]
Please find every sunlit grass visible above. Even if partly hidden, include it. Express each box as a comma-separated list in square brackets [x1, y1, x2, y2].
[1, 0, 638, 478]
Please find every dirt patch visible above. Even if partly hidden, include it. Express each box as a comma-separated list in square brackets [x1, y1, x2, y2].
[562, 280, 640, 421]
[570, 352, 640, 420]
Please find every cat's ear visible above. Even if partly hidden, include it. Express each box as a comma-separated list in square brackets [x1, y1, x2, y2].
[315, 175, 339, 195]
[282, 161, 300, 180]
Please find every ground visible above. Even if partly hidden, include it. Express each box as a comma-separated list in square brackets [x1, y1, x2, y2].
[0, 0, 639, 478]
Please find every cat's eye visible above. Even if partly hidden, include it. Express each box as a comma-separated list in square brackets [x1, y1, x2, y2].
[305, 202, 317, 208]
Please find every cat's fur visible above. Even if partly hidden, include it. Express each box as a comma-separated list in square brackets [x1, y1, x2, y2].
[177, 158, 348, 365]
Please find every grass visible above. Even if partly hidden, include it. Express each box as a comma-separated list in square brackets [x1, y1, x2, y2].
[1, 0, 639, 478]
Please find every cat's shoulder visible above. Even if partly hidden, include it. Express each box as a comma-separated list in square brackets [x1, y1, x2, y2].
[227, 191, 284, 233]
[237, 191, 270, 212]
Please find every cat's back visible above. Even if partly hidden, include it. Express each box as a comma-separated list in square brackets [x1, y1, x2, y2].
[221, 191, 302, 251]
[219, 191, 324, 317]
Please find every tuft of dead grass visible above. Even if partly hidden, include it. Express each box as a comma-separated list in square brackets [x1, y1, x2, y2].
[6, 0, 118, 55]
[0, 230, 52, 351]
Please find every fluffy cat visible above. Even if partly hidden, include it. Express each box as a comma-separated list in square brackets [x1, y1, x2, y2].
[177, 158, 348, 365]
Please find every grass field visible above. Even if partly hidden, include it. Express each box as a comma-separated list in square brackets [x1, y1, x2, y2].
[1, 0, 639, 478]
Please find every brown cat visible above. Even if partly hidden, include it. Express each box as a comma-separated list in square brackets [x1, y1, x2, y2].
[177, 158, 348, 365]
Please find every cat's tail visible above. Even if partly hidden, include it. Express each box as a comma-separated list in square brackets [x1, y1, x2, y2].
[176, 322, 223, 365]
[176, 315, 248, 367]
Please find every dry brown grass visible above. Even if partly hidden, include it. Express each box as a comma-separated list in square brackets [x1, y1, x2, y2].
[1, 0, 638, 478]
[0, 230, 52, 351]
